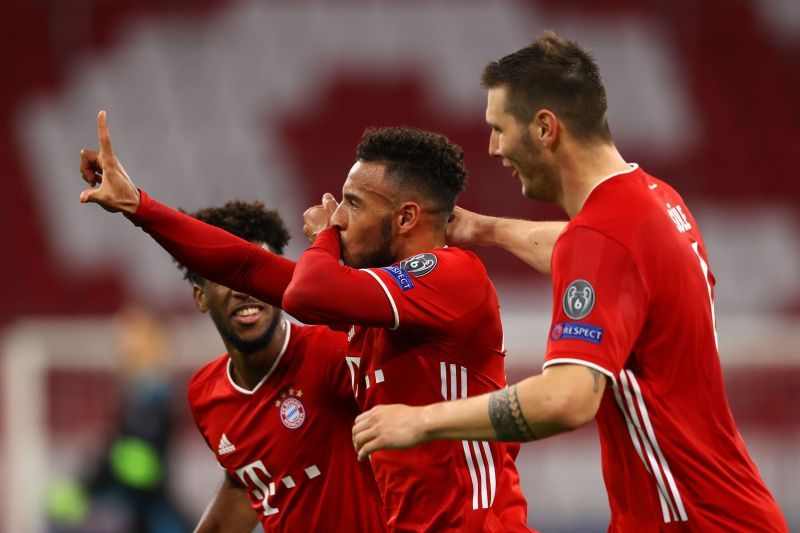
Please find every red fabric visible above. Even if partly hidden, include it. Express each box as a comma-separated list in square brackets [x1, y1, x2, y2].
[544, 166, 787, 531]
[188, 322, 386, 530]
[282, 227, 395, 328]
[128, 190, 296, 308]
[350, 248, 529, 532]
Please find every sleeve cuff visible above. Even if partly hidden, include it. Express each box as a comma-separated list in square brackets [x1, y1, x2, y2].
[542, 357, 617, 385]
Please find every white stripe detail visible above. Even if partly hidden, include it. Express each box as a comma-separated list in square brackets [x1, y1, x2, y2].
[626, 371, 688, 522]
[542, 358, 617, 385]
[619, 371, 677, 522]
[449, 364, 457, 401]
[443, 362, 496, 511]
[481, 441, 497, 507]
[304, 465, 321, 479]
[281, 476, 295, 489]
[440, 362, 447, 400]
[472, 441, 488, 508]
[365, 375, 370, 389]
[361, 269, 400, 330]
[227, 320, 290, 394]
[611, 382, 651, 474]
[374, 369, 384, 384]
[462, 440, 480, 510]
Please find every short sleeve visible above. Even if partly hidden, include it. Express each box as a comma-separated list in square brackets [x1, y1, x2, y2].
[363, 249, 491, 334]
[544, 226, 649, 382]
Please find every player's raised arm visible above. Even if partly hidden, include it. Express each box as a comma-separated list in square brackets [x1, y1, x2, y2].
[79, 111, 295, 307]
[79, 110, 141, 214]
[194, 473, 258, 533]
[446, 207, 566, 275]
[282, 195, 396, 328]
[352, 363, 605, 461]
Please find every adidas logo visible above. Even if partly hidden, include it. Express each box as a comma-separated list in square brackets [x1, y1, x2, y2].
[218, 433, 236, 455]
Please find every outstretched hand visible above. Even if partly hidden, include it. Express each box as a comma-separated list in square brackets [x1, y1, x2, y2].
[79, 110, 141, 214]
[303, 193, 339, 243]
[352, 404, 428, 461]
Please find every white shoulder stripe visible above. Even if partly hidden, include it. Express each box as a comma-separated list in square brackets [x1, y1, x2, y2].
[361, 269, 400, 330]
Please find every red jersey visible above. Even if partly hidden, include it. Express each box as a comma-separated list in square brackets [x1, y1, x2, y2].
[188, 321, 387, 531]
[544, 165, 787, 531]
[350, 248, 529, 532]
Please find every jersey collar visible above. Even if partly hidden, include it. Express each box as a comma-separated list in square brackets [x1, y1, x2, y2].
[585, 162, 640, 200]
[226, 319, 291, 395]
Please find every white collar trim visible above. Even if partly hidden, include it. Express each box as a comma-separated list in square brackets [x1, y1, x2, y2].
[226, 319, 291, 395]
[585, 163, 639, 199]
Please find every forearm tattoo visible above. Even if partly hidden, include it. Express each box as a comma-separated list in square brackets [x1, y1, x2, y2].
[488, 385, 537, 442]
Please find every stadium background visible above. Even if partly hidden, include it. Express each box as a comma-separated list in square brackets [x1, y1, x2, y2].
[1, 0, 798, 530]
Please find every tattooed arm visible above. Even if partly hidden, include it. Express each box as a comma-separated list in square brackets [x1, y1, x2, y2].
[352, 364, 606, 459]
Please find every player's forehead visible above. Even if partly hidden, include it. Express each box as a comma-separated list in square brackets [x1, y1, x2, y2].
[485, 86, 513, 125]
[342, 160, 392, 203]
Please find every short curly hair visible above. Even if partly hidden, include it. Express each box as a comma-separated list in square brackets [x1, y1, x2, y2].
[356, 127, 467, 214]
[176, 200, 290, 285]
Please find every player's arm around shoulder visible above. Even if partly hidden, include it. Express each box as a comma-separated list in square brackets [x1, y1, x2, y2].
[353, 362, 606, 459]
[446, 206, 567, 275]
[194, 473, 258, 533]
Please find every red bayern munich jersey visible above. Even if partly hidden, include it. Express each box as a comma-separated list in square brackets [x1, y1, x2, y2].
[544, 165, 787, 531]
[352, 247, 530, 532]
[188, 320, 387, 531]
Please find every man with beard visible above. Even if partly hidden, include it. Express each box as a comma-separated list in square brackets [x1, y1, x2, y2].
[78, 117, 558, 531]
[351, 32, 788, 532]
[172, 200, 386, 531]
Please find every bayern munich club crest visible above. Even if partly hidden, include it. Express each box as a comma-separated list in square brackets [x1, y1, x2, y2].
[400, 253, 437, 277]
[276, 389, 306, 429]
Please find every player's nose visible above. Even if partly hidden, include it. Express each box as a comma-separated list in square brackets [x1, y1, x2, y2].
[331, 204, 347, 230]
[488, 131, 501, 158]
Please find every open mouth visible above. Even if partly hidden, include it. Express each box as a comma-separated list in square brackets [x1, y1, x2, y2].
[230, 303, 266, 325]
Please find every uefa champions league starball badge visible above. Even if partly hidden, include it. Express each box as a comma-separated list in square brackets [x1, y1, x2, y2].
[563, 279, 595, 320]
[275, 388, 306, 429]
[400, 253, 438, 277]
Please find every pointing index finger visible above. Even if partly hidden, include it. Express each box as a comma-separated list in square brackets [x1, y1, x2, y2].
[97, 110, 114, 155]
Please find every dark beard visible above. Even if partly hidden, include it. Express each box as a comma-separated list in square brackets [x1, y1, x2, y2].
[216, 312, 283, 356]
[348, 216, 395, 269]
[519, 128, 560, 203]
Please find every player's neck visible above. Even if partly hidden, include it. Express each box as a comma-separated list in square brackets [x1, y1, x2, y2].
[558, 142, 629, 218]
[394, 228, 446, 262]
[226, 320, 288, 391]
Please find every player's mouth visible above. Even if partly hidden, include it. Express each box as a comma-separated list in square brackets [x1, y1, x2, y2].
[230, 303, 266, 325]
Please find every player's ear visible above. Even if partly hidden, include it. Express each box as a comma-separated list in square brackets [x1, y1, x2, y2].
[192, 283, 209, 312]
[396, 201, 420, 235]
[533, 108, 559, 149]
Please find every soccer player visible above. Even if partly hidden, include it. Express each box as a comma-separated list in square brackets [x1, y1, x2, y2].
[78, 116, 552, 531]
[351, 33, 789, 531]
[165, 201, 386, 531]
